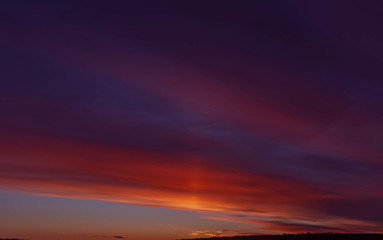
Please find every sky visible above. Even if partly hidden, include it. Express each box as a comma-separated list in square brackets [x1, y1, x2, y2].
[1, 0, 383, 239]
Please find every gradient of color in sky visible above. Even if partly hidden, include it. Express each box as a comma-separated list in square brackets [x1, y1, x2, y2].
[1, 1, 383, 240]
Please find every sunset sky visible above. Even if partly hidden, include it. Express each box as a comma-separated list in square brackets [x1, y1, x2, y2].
[1, 1, 383, 240]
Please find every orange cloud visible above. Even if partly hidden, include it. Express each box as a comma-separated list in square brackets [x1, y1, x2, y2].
[0, 129, 327, 212]
[2, 128, 382, 233]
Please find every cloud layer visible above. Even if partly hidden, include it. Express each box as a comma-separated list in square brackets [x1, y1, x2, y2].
[1, 0, 383, 234]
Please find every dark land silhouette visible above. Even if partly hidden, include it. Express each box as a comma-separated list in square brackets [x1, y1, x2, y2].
[178, 233, 383, 240]
[0, 239, 30, 240]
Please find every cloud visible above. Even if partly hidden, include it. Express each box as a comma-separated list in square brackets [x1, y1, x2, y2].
[190, 229, 258, 238]
[1, 0, 383, 234]
[90, 235, 124, 239]
[1, 127, 383, 233]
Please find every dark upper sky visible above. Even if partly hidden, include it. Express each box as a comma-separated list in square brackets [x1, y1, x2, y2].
[1, 1, 383, 239]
